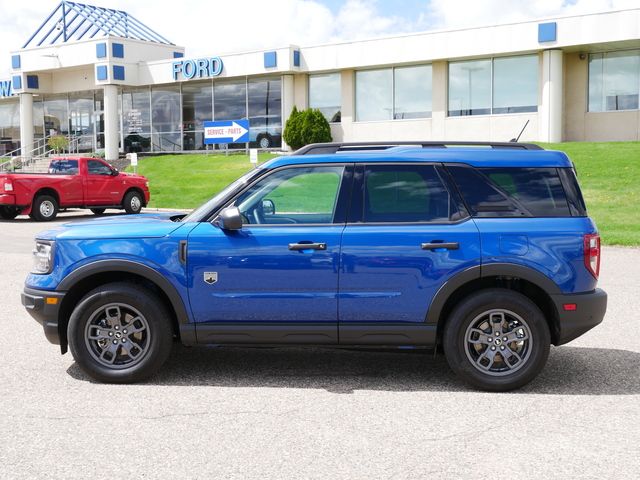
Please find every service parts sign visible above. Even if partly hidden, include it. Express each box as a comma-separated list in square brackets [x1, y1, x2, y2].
[204, 120, 250, 144]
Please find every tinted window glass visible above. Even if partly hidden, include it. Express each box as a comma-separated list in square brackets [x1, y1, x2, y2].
[236, 166, 344, 225]
[49, 159, 78, 175]
[363, 165, 454, 223]
[88, 160, 112, 176]
[448, 166, 571, 217]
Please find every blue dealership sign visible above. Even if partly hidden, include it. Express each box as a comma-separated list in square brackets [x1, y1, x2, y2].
[204, 119, 250, 144]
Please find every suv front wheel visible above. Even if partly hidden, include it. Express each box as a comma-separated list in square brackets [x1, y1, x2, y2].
[443, 288, 550, 392]
[68, 282, 173, 383]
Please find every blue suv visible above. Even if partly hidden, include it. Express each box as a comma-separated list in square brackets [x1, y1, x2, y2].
[21, 142, 607, 391]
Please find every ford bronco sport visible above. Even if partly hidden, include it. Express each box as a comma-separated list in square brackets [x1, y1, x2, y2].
[21, 142, 607, 391]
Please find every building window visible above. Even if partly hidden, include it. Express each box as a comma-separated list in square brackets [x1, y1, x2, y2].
[356, 69, 393, 121]
[122, 87, 151, 153]
[356, 66, 432, 122]
[151, 85, 181, 152]
[0, 99, 20, 155]
[182, 81, 213, 151]
[394, 65, 432, 119]
[448, 59, 491, 116]
[248, 78, 282, 149]
[589, 50, 640, 112]
[214, 80, 247, 149]
[309, 73, 341, 123]
[493, 56, 538, 113]
[448, 55, 538, 116]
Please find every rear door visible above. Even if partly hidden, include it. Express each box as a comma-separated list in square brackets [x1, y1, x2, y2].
[338, 163, 481, 344]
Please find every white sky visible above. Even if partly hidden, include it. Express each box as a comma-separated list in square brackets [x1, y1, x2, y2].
[1, 0, 637, 78]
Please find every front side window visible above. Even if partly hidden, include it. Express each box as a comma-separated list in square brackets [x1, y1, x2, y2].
[87, 160, 112, 176]
[363, 165, 455, 223]
[309, 73, 341, 123]
[235, 166, 344, 225]
[589, 50, 640, 112]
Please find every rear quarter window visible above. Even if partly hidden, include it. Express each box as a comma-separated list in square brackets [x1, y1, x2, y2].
[447, 166, 571, 217]
[48, 160, 79, 175]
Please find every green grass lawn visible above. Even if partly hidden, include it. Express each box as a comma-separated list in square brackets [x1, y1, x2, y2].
[128, 152, 278, 209]
[131, 142, 640, 246]
[541, 142, 640, 246]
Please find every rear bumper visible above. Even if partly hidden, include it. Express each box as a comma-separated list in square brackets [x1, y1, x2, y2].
[551, 288, 607, 345]
[21, 287, 66, 346]
[0, 193, 16, 205]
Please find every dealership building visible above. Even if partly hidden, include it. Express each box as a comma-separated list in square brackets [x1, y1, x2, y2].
[1, 2, 640, 162]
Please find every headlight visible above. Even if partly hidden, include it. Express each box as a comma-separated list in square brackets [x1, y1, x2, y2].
[32, 241, 54, 274]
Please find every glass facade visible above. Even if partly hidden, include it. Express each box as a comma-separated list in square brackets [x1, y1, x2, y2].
[122, 87, 152, 153]
[248, 78, 282, 149]
[356, 66, 433, 121]
[589, 50, 640, 112]
[0, 99, 19, 155]
[151, 85, 181, 152]
[309, 73, 341, 123]
[448, 55, 538, 116]
[182, 82, 212, 151]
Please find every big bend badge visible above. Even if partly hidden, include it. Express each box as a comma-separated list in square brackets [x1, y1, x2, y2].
[204, 272, 218, 285]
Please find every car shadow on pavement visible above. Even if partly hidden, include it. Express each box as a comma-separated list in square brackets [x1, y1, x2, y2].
[0, 212, 121, 223]
[66, 345, 640, 395]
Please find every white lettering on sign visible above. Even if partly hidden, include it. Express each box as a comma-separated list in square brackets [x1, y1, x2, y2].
[204, 121, 249, 142]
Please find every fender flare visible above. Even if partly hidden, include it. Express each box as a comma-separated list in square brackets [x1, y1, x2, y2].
[426, 262, 561, 325]
[57, 259, 191, 325]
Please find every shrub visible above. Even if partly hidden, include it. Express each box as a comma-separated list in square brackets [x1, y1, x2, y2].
[47, 135, 69, 153]
[283, 107, 332, 150]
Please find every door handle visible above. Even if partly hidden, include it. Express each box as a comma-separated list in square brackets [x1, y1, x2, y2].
[421, 242, 459, 250]
[288, 242, 327, 251]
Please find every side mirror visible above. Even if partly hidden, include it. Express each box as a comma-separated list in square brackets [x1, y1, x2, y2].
[261, 199, 275, 215]
[215, 206, 243, 231]
[111, 168, 119, 176]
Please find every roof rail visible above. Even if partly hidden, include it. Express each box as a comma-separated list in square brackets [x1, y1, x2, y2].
[294, 141, 543, 155]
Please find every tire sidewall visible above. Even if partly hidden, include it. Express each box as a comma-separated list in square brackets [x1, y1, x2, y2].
[33, 195, 58, 221]
[68, 284, 172, 383]
[124, 191, 143, 214]
[444, 288, 550, 392]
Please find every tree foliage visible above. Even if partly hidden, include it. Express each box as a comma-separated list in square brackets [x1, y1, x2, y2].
[47, 135, 69, 153]
[283, 107, 332, 150]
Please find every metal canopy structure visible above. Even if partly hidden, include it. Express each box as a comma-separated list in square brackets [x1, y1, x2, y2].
[22, 1, 174, 49]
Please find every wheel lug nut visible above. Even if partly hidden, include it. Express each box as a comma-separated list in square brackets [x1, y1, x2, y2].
[491, 346, 496, 351]
[500, 346, 505, 350]
[503, 337, 508, 341]
[123, 330, 127, 334]
[115, 326, 119, 330]
[112, 340, 117, 344]
[495, 332, 500, 336]
[108, 332, 113, 337]
[122, 338, 126, 343]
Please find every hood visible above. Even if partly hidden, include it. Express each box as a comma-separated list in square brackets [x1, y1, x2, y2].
[35, 212, 188, 240]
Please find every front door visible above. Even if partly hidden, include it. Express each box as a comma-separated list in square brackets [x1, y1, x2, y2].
[84, 159, 120, 205]
[187, 164, 350, 344]
[338, 163, 481, 344]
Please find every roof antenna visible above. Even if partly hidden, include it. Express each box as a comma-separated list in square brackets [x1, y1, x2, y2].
[510, 119, 530, 142]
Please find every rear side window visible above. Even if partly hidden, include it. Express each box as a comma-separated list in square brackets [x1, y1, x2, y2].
[49, 159, 78, 175]
[448, 166, 571, 217]
[363, 164, 457, 223]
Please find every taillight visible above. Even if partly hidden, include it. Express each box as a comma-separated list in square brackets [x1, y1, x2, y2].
[1, 178, 13, 192]
[584, 234, 601, 279]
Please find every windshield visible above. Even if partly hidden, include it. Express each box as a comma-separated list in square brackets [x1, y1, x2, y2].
[181, 168, 264, 222]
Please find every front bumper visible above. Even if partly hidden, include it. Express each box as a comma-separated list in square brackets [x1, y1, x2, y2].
[21, 287, 66, 347]
[551, 288, 607, 345]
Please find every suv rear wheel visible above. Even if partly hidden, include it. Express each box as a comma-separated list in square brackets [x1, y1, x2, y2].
[443, 288, 550, 392]
[67, 282, 173, 383]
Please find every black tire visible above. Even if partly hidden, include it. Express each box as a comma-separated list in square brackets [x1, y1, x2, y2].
[67, 282, 173, 383]
[32, 194, 59, 221]
[90, 208, 106, 215]
[443, 288, 550, 392]
[0, 206, 20, 220]
[123, 191, 143, 214]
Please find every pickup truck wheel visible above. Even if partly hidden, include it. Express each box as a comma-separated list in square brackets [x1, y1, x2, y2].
[90, 208, 106, 215]
[443, 288, 550, 392]
[0, 206, 21, 220]
[32, 195, 59, 221]
[67, 282, 173, 383]
[123, 191, 143, 214]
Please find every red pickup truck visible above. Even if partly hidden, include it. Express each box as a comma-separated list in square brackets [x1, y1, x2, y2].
[0, 157, 150, 221]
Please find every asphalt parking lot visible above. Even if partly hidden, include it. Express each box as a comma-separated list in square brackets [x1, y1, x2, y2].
[0, 211, 638, 479]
